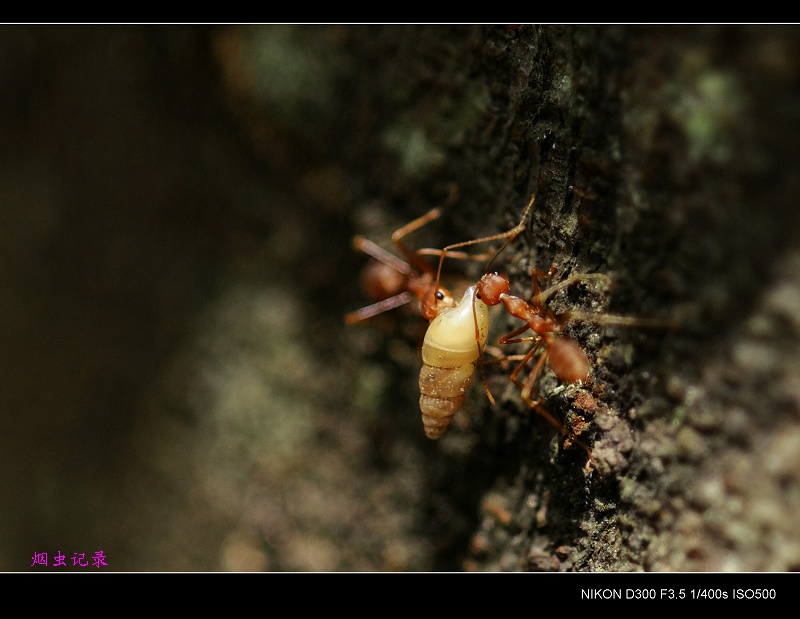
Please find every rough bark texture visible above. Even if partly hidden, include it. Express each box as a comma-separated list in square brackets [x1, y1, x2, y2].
[3, 25, 799, 571]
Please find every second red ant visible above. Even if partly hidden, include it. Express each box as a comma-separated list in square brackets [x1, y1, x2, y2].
[475, 263, 676, 458]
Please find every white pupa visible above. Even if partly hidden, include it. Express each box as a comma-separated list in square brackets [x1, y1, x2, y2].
[418, 285, 489, 439]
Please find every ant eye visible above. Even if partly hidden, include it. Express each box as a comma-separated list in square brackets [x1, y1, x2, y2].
[436, 291, 444, 300]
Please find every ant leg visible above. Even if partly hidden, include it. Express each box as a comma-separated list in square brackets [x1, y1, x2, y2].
[531, 265, 558, 305]
[517, 346, 549, 406]
[391, 207, 446, 275]
[483, 194, 537, 273]
[416, 247, 496, 262]
[481, 346, 526, 371]
[433, 194, 537, 294]
[506, 340, 544, 395]
[352, 236, 412, 276]
[508, 339, 593, 457]
[530, 401, 593, 458]
[498, 323, 535, 346]
[392, 184, 459, 274]
[535, 272, 612, 305]
[519, 350, 592, 457]
[559, 310, 681, 330]
[532, 271, 680, 331]
[470, 297, 495, 406]
[344, 292, 414, 325]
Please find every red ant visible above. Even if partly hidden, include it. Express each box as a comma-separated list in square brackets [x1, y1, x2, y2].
[344, 186, 479, 325]
[475, 265, 675, 455]
[345, 186, 530, 326]
[484, 268, 611, 397]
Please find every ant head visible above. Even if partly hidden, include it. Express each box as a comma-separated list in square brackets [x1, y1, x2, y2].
[476, 272, 509, 307]
[420, 285, 455, 321]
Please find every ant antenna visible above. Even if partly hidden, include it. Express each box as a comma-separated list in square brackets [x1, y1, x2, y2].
[431, 193, 536, 299]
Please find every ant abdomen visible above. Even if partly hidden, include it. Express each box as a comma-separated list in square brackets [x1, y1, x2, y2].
[546, 337, 590, 384]
[359, 259, 406, 301]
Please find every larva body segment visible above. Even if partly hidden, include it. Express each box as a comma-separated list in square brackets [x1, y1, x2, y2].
[419, 286, 489, 438]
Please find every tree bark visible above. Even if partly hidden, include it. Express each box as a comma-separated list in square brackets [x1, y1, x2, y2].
[3, 25, 799, 571]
